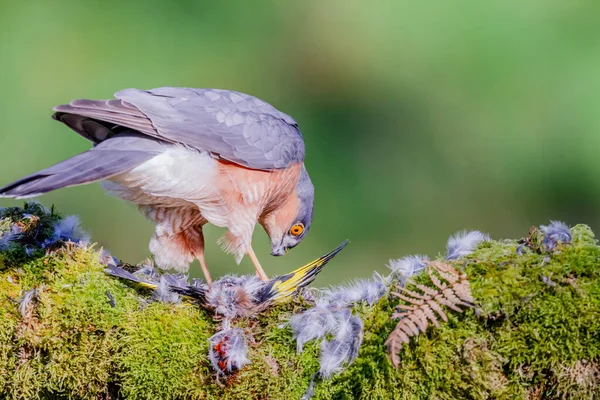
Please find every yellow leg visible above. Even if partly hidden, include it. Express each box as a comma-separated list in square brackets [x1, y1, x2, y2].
[198, 251, 213, 285]
[247, 245, 269, 281]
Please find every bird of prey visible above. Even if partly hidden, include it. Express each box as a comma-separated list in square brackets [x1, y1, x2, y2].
[0, 87, 314, 284]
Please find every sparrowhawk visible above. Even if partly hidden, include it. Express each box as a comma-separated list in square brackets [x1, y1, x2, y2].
[0, 87, 315, 284]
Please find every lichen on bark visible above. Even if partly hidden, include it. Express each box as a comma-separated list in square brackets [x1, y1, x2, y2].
[0, 203, 599, 399]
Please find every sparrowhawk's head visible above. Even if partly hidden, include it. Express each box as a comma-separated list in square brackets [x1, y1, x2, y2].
[261, 165, 314, 257]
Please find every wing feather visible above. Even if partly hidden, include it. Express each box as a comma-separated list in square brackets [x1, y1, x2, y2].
[52, 87, 305, 170]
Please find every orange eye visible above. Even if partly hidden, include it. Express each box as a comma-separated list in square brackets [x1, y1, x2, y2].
[290, 223, 304, 236]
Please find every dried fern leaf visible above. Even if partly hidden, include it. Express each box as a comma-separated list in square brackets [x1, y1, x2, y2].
[426, 299, 448, 322]
[442, 288, 470, 309]
[400, 318, 420, 336]
[395, 304, 418, 311]
[453, 282, 474, 303]
[394, 292, 425, 305]
[387, 262, 474, 366]
[431, 262, 461, 283]
[399, 287, 429, 300]
[427, 269, 446, 290]
[415, 283, 438, 296]
[421, 304, 440, 328]
[413, 308, 430, 330]
[408, 312, 428, 332]
[386, 338, 403, 368]
[436, 292, 465, 312]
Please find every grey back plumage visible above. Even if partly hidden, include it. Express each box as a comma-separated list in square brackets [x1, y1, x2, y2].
[53, 87, 306, 170]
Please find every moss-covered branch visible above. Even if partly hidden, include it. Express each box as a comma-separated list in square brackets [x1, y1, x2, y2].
[1, 204, 599, 399]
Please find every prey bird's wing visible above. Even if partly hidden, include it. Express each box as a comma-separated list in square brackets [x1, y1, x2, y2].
[53, 87, 305, 170]
[259, 240, 350, 303]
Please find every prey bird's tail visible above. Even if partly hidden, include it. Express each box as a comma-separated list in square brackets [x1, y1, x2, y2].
[0, 133, 163, 198]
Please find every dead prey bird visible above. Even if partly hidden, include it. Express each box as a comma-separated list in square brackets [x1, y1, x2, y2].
[0, 87, 315, 284]
[105, 240, 349, 317]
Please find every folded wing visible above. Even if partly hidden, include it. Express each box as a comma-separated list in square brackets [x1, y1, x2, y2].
[53, 87, 305, 170]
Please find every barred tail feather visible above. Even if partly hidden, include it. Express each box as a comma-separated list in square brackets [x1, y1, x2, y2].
[0, 134, 162, 198]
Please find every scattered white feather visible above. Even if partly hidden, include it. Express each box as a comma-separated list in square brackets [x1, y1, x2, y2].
[45, 215, 91, 247]
[192, 278, 208, 289]
[98, 249, 119, 267]
[387, 255, 429, 284]
[151, 274, 189, 304]
[446, 230, 490, 260]
[318, 309, 363, 378]
[320, 272, 387, 307]
[540, 221, 572, 251]
[133, 261, 160, 281]
[205, 274, 265, 319]
[208, 325, 250, 374]
[18, 288, 39, 317]
[223, 329, 250, 372]
[300, 377, 316, 400]
[290, 306, 339, 352]
[0, 225, 21, 251]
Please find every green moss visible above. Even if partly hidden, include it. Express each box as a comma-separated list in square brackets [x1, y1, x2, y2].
[0, 207, 599, 399]
[0, 202, 62, 270]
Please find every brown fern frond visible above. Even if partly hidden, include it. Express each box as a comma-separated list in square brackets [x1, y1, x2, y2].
[386, 262, 474, 367]
[399, 286, 429, 300]
[426, 299, 448, 322]
[392, 292, 425, 305]
[395, 304, 418, 311]
[414, 283, 439, 296]
[428, 270, 446, 290]
[421, 303, 440, 328]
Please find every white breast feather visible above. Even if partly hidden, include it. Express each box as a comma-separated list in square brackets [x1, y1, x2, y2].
[107, 146, 229, 227]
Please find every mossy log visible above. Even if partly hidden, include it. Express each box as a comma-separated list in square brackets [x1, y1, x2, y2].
[0, 204, 599, 399]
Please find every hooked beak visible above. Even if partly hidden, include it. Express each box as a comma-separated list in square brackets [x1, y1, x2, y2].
[271, 245, 288, 257]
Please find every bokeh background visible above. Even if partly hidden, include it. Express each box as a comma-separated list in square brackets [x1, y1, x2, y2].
[1, 1, 599, 283]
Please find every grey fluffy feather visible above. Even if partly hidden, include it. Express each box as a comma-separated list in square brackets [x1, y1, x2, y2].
[152, 274, 188, 304]
[290, 271, 382, 377]
[105, 290, 117, 308]
[540, 221, 572, 251]
[208, 325, 250, 374]
[290, 306, 340, 352]
[44, 215, 91, 247]
[446, 230, 490, 260]
[18, 288, 39, 317]
[387, 255, 429, 285]
[0, 225, 21, 251]
[300, 377, 317, 400]
[319, 272, 386, 307]
[318, 309, 363, 378]
[205, 275, 265, 319]
[98, 249, 119, 267]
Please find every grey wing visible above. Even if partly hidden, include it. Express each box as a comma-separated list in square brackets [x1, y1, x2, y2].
[0, 133, 163, 198]
[53, 87, 305, 170]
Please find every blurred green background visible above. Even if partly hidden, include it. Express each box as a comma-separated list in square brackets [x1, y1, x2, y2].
[1, 1, 599, 283]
